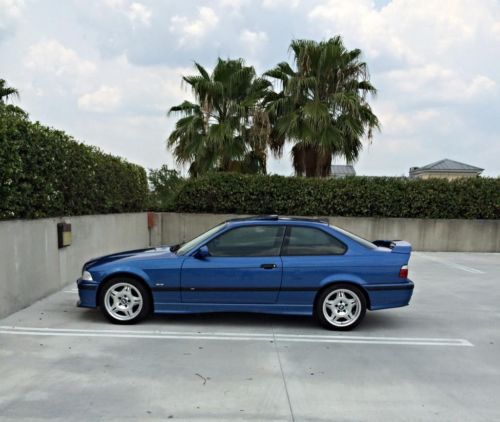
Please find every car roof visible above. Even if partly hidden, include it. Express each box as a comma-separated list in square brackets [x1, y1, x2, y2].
[225, 215, 329, 225]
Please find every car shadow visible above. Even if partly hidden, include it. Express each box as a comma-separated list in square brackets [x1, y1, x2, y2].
[148, 312, 317, 330]
[75, 306, 408, 333]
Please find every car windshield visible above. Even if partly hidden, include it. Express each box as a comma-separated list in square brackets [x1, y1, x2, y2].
[176, 223, 226, 256]
[330, 225, 377, 249]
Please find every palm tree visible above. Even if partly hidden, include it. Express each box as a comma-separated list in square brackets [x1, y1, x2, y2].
[264, 37, 380, 177]
[167, 59, 272, 176]
[0, 79, 19, 104]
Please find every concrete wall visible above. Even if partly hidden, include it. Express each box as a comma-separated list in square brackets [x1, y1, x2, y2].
[413, 172, 480, 180]
[160, 213, 500, 253]
[0, 213, 150, 318]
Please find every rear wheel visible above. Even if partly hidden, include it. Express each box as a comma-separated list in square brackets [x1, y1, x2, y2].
[315, 284, 366, 330]
[99, 277, 151, 324]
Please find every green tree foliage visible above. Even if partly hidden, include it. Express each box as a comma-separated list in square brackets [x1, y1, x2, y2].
[148, 165, 185, 210]
[0, 98, 148, 220]
[264, 36, 379, 177]
[167, 59, 272, 176]
[170, 173, 500, 219]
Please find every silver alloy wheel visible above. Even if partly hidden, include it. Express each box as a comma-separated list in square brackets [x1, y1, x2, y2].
[104, 282, 143, 321]
[322, 288, 362, 327]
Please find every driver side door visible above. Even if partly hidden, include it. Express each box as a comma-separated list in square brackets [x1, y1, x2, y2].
[180, 225, 285, 304]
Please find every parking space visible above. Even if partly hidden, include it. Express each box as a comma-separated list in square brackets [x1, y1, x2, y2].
[1, 253, 499, 421]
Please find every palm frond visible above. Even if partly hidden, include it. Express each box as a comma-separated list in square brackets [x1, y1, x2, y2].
[194, 62, 210, 80]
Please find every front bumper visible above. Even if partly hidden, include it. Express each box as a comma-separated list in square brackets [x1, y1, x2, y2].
[76, 278, 99, 308]
[365, 280, 414, 310]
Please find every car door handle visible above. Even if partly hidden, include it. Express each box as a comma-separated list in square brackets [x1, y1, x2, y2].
[260, 263, 277, 269]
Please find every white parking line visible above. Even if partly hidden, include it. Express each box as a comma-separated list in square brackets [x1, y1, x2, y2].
[414, 253, 485, 274]
[0, 326, 473, 347]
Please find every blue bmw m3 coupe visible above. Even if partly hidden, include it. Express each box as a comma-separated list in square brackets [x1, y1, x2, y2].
[77, 216, 414, 330]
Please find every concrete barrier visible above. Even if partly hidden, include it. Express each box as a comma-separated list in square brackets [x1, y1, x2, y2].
[0, 213, 150, 318]
[160, 213, 500, 253]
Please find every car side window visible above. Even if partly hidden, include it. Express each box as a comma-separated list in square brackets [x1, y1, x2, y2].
[282, 226, 346, 256]
[207, 225, 286, 257]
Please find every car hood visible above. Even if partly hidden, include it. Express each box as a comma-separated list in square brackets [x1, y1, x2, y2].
[83, 246, 177, 270]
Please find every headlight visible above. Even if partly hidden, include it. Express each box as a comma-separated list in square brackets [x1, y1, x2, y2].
[82, 270, 93, 281]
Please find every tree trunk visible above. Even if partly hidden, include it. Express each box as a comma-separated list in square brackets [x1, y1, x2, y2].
[304, 145, 319, 177]
[292, 144, 333, 177]
[318, 152, 332, 177]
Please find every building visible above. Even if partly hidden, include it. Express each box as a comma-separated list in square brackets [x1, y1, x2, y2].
[409, 158, 483, 180]
[330, 164, 356, 178]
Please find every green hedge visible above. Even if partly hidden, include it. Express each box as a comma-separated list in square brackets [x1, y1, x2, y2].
[0, 107, 148, 220]
[171, 173, 500, 219]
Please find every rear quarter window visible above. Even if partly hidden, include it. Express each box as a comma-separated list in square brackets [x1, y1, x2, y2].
[282, 226, 346, 256]
[331, 225, 377, 250]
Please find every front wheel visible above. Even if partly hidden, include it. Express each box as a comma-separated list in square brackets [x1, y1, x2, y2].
[99, 278, 151, 324]
[315, 284, 367, 330]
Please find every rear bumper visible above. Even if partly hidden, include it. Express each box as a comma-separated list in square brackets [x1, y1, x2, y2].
[76, 278, 99, 308]
[365, 280, 414, 310]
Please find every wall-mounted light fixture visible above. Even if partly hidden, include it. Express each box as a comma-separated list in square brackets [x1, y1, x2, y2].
[57, 222, 72, 248]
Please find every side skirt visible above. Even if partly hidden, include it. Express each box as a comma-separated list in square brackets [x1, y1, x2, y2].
[153, 302, 313, 316]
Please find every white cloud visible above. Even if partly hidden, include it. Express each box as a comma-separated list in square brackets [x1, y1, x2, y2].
[108, 56, 192, 113]
[127, 2, 152, 26]
[218, 0, 249, 10]
[492, 21, 500, 39]
[170, 7, 219, 45]
[24, 40, 96, 77]
[0, 0, 24, 17]
[0, 0, 24, 32]
[374, 104, 446, 137]
[384, 65, 496, 102]
[240, 29, 268, 53]
[309, 0, 410, 61]
[104, 0, 151, 26]
[69, 53, 191, 115]
[103, 0, 125, 8]
[466, 75, 497, 98]
[78, 85, 122, 112]
[262, 0, 300, 9]
[309, 0, 500, 65]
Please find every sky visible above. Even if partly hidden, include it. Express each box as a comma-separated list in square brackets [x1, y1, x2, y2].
[1, 0, 499, 177]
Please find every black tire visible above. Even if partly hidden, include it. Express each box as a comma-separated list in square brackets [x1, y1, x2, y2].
[99, 277, 151, 325]
[315, 283, 367, 331]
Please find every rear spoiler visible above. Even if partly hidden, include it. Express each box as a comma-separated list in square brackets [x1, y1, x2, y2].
[373, 240, 412, 254]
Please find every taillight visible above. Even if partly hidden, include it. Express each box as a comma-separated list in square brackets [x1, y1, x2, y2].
[399, 265, 409, 278]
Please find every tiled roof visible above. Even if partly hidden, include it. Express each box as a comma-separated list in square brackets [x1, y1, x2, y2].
[414, 159, 483, 172]
[331, 165, 356, 176]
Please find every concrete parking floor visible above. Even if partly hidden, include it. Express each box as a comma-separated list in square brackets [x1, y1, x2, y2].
[0, 252, 499, 421]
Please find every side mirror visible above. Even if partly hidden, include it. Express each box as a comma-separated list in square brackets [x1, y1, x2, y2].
[194, 245, 210, 259]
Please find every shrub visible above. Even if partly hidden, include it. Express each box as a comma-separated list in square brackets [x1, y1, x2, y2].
[0, 106, 148, 219]
[171, 172, 500, 219]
